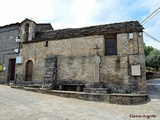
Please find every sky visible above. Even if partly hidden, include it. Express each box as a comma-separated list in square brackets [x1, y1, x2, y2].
[0, 0, 160, 49]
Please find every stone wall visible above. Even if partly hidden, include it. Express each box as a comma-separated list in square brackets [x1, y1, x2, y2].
[110, 94, 148, 104]
[12, 86, 149, 104]
[17, 32, 146, 93]
[43, 56, 58, 88]
[0, 25, 19, 83]
[100, 56, 129, 93]
[17, 35, 103, 84]
[0, 20, 53, 84]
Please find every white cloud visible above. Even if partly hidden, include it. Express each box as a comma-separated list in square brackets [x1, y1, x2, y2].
[0, 0, 160, 49]
[140, 0, 160, 11]
[93, 0, 130, 23]
[140, 0, 160, 49]
[0, 0, 54, 25]
[69, 0, 98, 28]
[144, 34, 160, 50]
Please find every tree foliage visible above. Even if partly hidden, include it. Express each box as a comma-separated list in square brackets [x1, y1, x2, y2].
[144, 44, 154, 57]
[146, 49, 160, 71]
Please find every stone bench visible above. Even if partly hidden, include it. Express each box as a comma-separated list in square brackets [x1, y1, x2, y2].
[59, 84, 85, 92]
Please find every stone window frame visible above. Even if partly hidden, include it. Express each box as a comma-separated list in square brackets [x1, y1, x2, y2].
[104, 34, 117, 56]
[128, 33, 134, 42]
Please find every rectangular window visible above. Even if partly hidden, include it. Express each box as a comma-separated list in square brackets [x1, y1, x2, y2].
[128, 33, 133, 42]
[105, 38, 117, 55]
[129, 33, 133, 39]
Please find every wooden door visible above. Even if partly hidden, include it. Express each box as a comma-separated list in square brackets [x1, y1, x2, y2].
[26, 60, 33, 81]
[8, 59, 16, 82]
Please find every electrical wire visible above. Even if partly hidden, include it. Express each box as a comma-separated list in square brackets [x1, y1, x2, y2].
[141, 7, 160, 25]
[143, 31, 160, 43]
[141, 7, 160, 44]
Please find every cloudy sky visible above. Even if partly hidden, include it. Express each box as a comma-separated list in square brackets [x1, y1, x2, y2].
[0, 0, 160, 49]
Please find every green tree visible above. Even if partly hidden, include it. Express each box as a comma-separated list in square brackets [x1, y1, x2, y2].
[146, 49, 160, 71]
[144, 44, 154, 57]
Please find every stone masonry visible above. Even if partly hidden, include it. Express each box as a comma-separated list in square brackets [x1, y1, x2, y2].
[0, 24, 19, 84]
[43, 56, 58, 88]
[15, 19, 146, 94]
[0, 19, 53, 84]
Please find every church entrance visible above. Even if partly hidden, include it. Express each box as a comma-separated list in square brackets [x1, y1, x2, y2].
[25, 60, 33, 81]
[8, 59, 16, 83]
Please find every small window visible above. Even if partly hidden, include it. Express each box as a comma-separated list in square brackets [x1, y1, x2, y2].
[105, 38, 117, 55]
[45, 41, 48, 47]
[115, 58, 120, 71]
[25, 23, 29, 41]
[129, 33, 133, 39]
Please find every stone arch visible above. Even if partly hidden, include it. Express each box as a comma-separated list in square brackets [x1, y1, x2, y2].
[25, 23, 29, 41]
[20, 19, 36, 42]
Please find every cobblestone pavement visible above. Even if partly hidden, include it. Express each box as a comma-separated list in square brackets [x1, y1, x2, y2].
[0, 81, 160, 120]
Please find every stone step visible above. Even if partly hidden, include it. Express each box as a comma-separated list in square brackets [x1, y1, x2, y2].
[84, 88, 111, 94]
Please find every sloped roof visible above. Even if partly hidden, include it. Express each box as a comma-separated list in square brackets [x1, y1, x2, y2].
[36, 24, 53, 32]
[21, 18, 53, 32]
[21, 18, 36, 25]
[30, 21, 143, 42]
[0, 19, 53, 34]
[0, 23, 20, 32]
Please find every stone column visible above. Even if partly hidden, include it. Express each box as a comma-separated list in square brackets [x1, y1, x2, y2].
[94, 54, 101, 82]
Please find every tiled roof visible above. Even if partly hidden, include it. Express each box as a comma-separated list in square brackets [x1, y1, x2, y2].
[0, 23, 20, 28]
[0, 23, 20, 32]
[32, 21, 143, 42]
[36, 24, 53, 32]
[0, 18, 53, 33]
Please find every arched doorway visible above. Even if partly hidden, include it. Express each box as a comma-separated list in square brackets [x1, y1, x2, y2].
[26, 60, 33, 81]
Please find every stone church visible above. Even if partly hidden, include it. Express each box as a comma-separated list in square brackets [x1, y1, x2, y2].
[0, 19, 53, 84]
[1, 19, 146, 94]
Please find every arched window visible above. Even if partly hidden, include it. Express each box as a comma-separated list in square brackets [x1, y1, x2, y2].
[25, 60, 33, 81]
[25, 23, 29, 41]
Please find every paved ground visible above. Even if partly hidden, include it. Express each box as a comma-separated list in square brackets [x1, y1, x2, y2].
[0, 79, 160, 120]
[146, 78, 160, 99]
